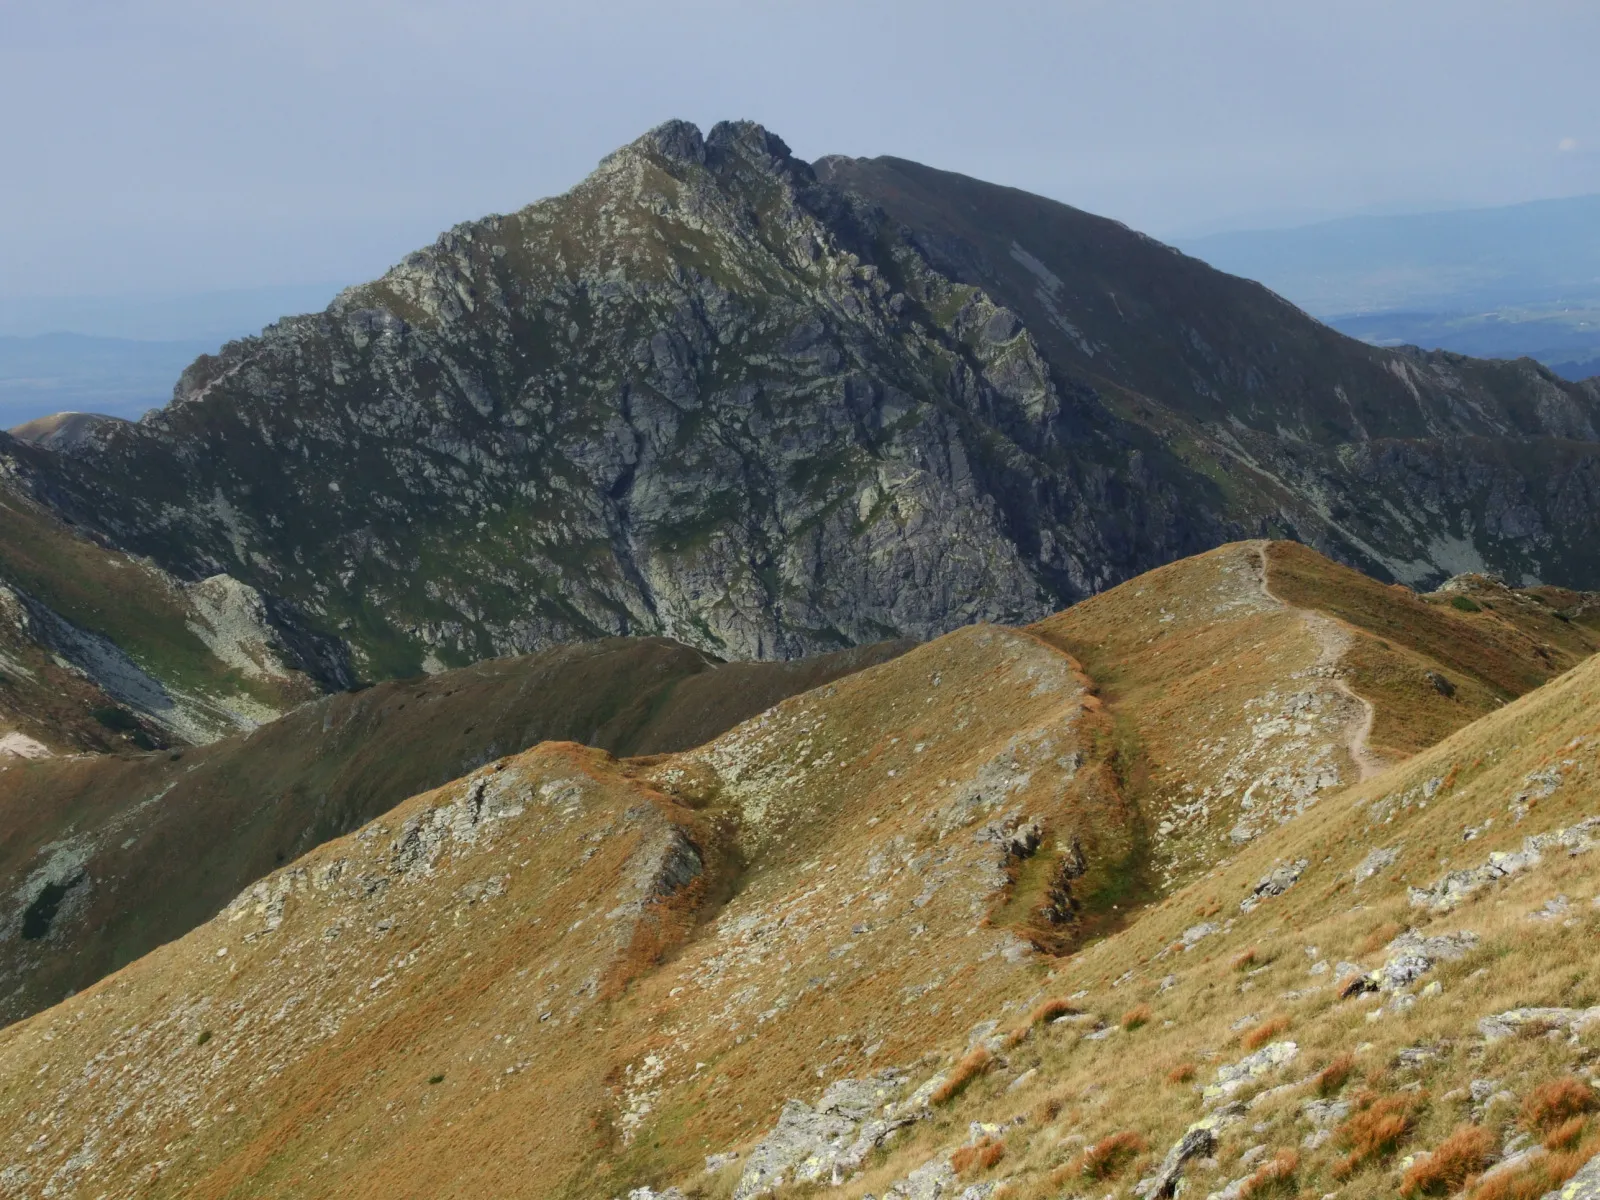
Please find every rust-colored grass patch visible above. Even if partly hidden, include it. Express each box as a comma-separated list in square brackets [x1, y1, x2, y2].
[1120, 1003, 1152, 1031]
[931, 1046, 993, 1106]
[950, 1137, 1005, 1175]
[1334, 1091, 1419, 1178]
[1544, 1115, 1589, 1151]
[1358, 920, 1404, 956]
[1166, 1061, 1196, 1085]
[1521, 1076, 1598, 1133]
[1061, 1131, 1147, 1182]
[1239, 1149, 1299, 1198]
[1315, 1052, 1355, 1097]
[1400, 1124, 1495, 1197]
[1472, 1133, 1600, 1200]
[1240, 1014, 1289, 1051]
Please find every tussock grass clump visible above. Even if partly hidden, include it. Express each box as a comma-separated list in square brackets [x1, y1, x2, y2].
[1032, 1092, 1068, 1124]
[1120, 1003, 1152, 1031]
[1230, 948, 1257, 972]
[1238, 1148, 1299, 1197]
[1166, 1061, 1196, 1085]
[1008, 997, 1079, 1044]
[931, 1046, 992, 1106]
[1399, 1124, 1495, 1197]
[1334, 1091, 1419, 1178]
[1520, 1075, 1598, 1133]
[1060, 1131, 1147, 1182]
[950, 1137, 1005, 1174]
[1241, 1014, 1289, 1051]
[1543, 1114, 1589, 1150]
[1315, 1052, 1355, 1096]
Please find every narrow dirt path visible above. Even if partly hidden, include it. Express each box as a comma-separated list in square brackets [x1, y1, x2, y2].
[1250, 541, 1386, 783]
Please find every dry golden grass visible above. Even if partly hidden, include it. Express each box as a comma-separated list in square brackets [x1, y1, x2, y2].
[1262, 539, 1599, 756]
[6, 543, 1600, 1200]
[1400, 1125, 1496, 1197]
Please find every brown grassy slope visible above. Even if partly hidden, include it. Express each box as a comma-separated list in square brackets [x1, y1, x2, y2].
[0, 636, 909, 1029]
[0, 623, 1126, 1198]
[822, 624, 1600, 1200]
[1030, 540, 1598, 891]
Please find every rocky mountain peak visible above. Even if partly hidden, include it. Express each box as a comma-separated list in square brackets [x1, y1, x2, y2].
[3, 120, 1600, 687]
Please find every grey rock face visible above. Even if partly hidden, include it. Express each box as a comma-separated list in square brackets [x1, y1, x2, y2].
[7, 120, 1600, 680]
[1203, 1041, 1298, 1105]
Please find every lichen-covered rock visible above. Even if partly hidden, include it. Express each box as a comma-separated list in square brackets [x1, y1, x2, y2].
[883, 1158, 959, 1200]
[1135, 1125, 1218, 1198]
[1341, 928, 1477, 997]
[1203, 1041, 1298, 1105]
[1479, 1006, 1600, 1041]
[1542, 1150, 1600, 1198]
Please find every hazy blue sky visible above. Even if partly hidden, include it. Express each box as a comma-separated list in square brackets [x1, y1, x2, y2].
[3, 0, 1597, 299]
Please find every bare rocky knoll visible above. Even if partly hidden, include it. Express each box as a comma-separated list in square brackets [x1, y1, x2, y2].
[4, 120, 1599, 685]
[0, 635, 908, 1028]
[3, 544, 1600, 1198]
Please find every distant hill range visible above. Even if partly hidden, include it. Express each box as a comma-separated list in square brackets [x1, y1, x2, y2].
[1177, 194, 1600, 380]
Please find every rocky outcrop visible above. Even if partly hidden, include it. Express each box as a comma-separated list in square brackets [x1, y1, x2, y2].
[1339, 928, 1478, 997]
[733, 1072, 916, 1198]
[1409, 816, 1600, 911]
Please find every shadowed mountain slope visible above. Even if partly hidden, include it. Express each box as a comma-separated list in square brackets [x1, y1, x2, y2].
[0, 636, 908, 1027]
[1, 121, 1597, 687]
[3, 547, 1600, 1198]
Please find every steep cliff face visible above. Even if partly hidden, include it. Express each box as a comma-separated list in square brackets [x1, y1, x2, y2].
[6, 120, 1599, 677]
